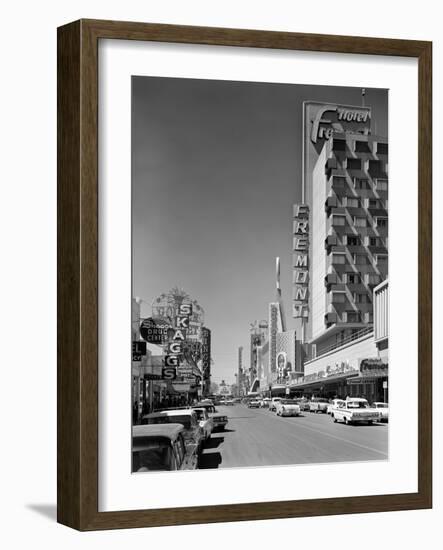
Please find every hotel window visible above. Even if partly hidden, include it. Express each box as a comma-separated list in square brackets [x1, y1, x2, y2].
[332, 214, 346, 226]
[368, 160, 382, 174]
[367, 198, 381, 209]
[332, 138, 346, 152]
[353, 177, 370, 190]
[375, 178, 388, 191]
[346, 273, 361, 284]
[353, 293, 371, 304]
[346, 311, 361, 323]
[375, 217, 388, 228]
[376, 254, 388, 266]
[376, 143, 388, 155]
[332, 176, 347, 189]
[331, 253, 346, 265]
[354, 140, 371, 153]
[346, 235, 360, 246]
[353, 216, 367, 228]
[353, 254, 368, 265]
[347, 158, 361, 170]
[331, 292, 346, 303]
[365, 273, 380, 285]
[345, 197, 360, 208]
[367, 237, 380, 246]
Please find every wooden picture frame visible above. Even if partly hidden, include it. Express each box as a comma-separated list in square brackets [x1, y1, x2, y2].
[57, 19, 432, 530]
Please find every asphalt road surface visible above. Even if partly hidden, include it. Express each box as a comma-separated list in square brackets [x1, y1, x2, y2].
[199, 404, 388, 469]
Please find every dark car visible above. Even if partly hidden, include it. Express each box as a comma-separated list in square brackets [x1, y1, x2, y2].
[132, 424, 198, 472]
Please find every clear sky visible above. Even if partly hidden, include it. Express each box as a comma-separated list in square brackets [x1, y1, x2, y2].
[132, 77, 388, 385]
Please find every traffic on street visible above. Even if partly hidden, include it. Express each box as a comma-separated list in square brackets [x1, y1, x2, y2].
[132, 398, 388, 472]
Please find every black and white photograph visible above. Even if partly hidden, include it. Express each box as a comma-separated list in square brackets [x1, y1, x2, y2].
[131, 76, 389, 473]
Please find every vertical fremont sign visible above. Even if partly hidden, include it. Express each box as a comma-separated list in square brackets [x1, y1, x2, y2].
[292, 203, 309, 319]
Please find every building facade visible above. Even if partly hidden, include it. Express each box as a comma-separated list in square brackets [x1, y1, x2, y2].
[286, 101, 389, 403]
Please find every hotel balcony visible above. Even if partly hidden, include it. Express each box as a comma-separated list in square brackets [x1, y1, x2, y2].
[325, 195, 338, 215]
[325, 157, 338, 178]
[324, 312, 338, 327]
[324, 234, 338, 253]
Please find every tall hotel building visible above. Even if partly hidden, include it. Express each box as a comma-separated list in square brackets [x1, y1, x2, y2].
[290, 101, 389, 403]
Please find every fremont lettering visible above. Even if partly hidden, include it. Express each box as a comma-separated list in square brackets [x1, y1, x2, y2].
[293, 203, 309, 319]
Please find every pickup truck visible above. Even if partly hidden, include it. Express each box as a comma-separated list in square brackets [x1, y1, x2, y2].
[331, 398, 381, 425]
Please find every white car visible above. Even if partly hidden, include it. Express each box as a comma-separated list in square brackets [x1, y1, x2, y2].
[275, 399, 301, 417]
[331, 398, 381, 425]
[192, 407, 214, 440]
[327, 399, 346, 414]
[372, 402, 389, 422]
[309, 397, 330, 413]
[269, 397, 283, 412]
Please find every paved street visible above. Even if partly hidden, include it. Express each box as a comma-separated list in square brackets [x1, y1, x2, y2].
[199, 405, 388, 469]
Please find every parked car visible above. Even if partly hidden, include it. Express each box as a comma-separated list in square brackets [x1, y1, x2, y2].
[225, 399, 235, 406]
[327, 399, 346, 414]
[193, 402, 228, 431]
[372, 402, 389, 422]
[295, 398, 310, 411]
[261, 397, 271, 408]
[192, 407, 214, 440]
[141, 409, 204, 451]
[309, 397, 330, 413]
[269, 397, 283, 412]
[132, 424, 198, 472]
[248, 400, 260, 408]
[331, 398, 381, 425]
[275, 399, 301, 417]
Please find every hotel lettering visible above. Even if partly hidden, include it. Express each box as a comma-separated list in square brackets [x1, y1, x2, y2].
[292, 203, 309, 318]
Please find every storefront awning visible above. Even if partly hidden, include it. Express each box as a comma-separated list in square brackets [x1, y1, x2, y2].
[289, 371, 359, 390]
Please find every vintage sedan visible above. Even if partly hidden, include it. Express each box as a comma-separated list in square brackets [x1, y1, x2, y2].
[309, 397, 330, 413]
[132, 424, 198, 472]
[269, 397, 283, 412]
[331, 398, 381, 425]
[275, 399, 301, 417]
[372, 402, 389, 422]
[194, 402, 228, 431]
[247, 399, 261, 408]
[142, 409, 204, 451]
[327, 399, 346, 414]
[295, 398, 310, 412]
[192, 407, 214, 440]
